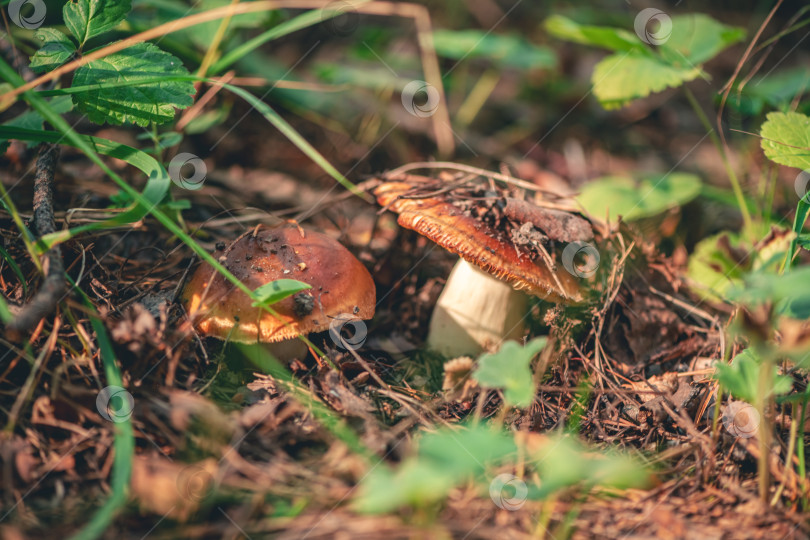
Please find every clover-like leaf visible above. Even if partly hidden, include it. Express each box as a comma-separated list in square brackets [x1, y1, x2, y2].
[760, 111, 810, 171]
[64, 0, 131, 46]
[72, 42, 196, 126]
[30, 29, 76, 73]
[473, 338, 546, 407]
[714, 349, 792, 403]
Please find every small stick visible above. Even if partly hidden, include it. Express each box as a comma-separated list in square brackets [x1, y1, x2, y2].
[503, 197, 593, 243]
[7, 143, 67, 339]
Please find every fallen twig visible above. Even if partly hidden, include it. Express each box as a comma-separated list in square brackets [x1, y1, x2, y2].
[7, 143, 67, 338]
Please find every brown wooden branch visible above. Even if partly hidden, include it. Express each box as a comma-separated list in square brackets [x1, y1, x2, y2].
[7, 143, 66, 339]
[503, 197, 593, 243]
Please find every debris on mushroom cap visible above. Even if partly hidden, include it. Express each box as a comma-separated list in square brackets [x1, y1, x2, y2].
[183, 226, 376, 343]
[374, 175, 592, 303]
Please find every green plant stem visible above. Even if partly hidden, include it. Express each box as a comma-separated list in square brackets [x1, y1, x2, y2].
[791, 399, 807, 510]
[771, 400, 798, 505]
[756, 358, 772, 502]
[683, 86, 754, 235]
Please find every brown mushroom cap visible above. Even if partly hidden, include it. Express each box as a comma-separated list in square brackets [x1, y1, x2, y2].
[183, 226, 375, 343]
[374, 180, 584, 303]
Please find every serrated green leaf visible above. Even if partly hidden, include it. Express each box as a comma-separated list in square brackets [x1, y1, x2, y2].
[543, 15, 643, 53]
[593, 51, 702, 109]
[2, 96, 73, 132]
[251, 279, 311, 308]
[433, 29, 556, 69]
[760, 111, 810, 171]
[64, 0, 131, 46]
[548, 14, 742, 109]
[660, 14, 745, 66]
[30, 28, 76, 73]
[1, 96, 73, 152]
[714, 349, 792, 403]
[577, 172, 701, 222]
[473, 338, 546, 407]
[72, 42, 195, 126]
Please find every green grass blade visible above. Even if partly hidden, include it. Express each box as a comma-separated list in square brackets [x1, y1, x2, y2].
[0, 127, 170, 252]
[209, 2, 372, 75]
[0, 243, 28, 294]
[67, 278, 135, 540]
[217, 81, 364, 197]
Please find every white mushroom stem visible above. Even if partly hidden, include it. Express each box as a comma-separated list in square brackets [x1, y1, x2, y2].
[427, 259, 528, 357]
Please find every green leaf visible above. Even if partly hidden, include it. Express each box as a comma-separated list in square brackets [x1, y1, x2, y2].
[353, 459, 456, 514]
[727, 266, 810, 317]
[433, 29, 556, 69]
[0, 126, 170, 251]
[593, 51, 702, 109]
[577, 172, 701, 221]
[714, 349, 792, 403]
[0, 295, 12, 324]
[473, 338, 547, 407]
[547, 14, 743, 109]
[760, 111, 810, 171]
[64, 0, 132, 46]
[29, 29, 76, 73]
[72, 42, 196, 126]
[659, 14, 745, 65]
[353, 424, 516, 513]
[251, 279, 312, 308]
[530, 435, 649, 498]
[738, 68, 810, 114]
[686, 232, 746, 301]
[419, 425, 517, 477]
[543, 15, 643, 52]
[1, 96, 73, 150]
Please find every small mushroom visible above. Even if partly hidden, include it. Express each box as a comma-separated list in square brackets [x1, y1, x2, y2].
[183, 226, 375, 360]
[375, 178, 592, 357]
